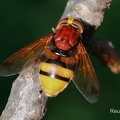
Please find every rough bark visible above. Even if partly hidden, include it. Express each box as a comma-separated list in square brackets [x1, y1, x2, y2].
[0, 61, 48, 120]
[90, 37, 120, 74]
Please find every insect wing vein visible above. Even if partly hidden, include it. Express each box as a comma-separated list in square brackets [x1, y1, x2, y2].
[0, 34, 53, 76]
[72, 43, 100, 103]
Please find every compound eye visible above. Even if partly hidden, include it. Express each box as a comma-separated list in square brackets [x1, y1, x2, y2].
[72, 20, 84, 33]
[56, 18, 68, 29]
[56, 18, 84, 34]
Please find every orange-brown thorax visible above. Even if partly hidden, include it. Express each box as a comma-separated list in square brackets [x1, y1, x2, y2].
[54, 25, 81, 51]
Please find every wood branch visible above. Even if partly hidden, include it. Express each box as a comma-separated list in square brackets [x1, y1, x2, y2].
[0, 61, 48, 120]
[0, 0, 114, 120]
[61, 0, 112, 29]
[90, 37, 120, 74]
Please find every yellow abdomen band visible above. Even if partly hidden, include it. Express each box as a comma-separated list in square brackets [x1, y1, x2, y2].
[40, 62, 74, 97]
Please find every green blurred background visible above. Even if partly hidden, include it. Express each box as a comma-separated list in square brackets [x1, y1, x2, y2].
[0, 0, 120, 120]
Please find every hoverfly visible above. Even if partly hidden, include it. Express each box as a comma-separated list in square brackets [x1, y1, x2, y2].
[0, 17, 100, 103]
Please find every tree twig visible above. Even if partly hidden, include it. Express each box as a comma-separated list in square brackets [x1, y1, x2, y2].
[90, 37, 120, 74]
[0, 61, 48, 120]
[61, 0, 112, 29]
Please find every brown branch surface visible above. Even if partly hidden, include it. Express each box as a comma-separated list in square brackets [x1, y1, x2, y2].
[90, 38, 120, 74]
[0, 61, 48, 120]
[61, 0, 112, 29]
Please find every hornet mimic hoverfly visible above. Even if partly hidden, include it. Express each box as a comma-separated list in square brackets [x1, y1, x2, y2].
[0, 17, 100, 103]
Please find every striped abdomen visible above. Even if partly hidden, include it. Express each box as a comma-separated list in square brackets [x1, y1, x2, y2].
[40, 59, 74, 97]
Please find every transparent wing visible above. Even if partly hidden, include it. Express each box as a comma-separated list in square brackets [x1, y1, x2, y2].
[0, 34, 53, 76]
[72, 42, 100, 103]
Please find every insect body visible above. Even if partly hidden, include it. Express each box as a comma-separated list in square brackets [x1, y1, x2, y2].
[0, 17, 100, 103]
